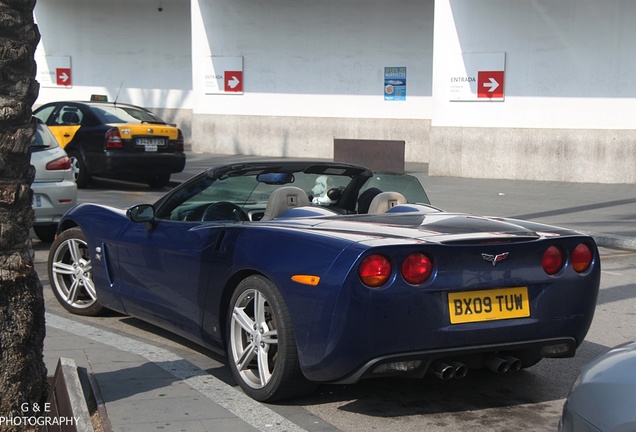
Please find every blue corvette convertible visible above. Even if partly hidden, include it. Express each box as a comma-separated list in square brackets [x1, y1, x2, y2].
[47, 160, 601, 402]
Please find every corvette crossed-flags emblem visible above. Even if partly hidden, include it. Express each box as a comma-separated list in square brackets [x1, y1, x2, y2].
[481, 252, 509, 266]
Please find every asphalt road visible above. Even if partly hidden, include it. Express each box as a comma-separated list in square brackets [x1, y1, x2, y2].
[34, 176, 636, 432]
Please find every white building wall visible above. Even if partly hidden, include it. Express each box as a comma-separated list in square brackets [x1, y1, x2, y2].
[31, 0, 636, 183]
[430, 0, 636, 183]
[190, 0, 435, 160]
[433, 0, 636, 130]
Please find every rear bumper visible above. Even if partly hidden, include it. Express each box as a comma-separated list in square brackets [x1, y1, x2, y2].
[89, 151, 186, 175]
[331, 337, 577, 384]
[32, 179, 77, 224]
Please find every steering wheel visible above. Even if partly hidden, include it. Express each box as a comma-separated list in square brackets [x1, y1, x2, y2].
[201, 202, 249, 222]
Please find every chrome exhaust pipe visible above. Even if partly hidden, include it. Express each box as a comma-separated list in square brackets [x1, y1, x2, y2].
[432, 361, 455, 380]
[487, 356, 510, 374]
[504, 356, 522, 372]
[451, 361, 468, 379]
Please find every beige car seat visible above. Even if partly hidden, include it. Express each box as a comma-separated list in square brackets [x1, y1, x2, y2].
[262, 186, 310, 220]
[367, 191, 407, 213]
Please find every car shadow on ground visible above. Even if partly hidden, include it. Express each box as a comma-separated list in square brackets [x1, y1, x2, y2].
[103, 313, 610, 417]
[285, 340, 608, 416]
[117, 316, 234, 381]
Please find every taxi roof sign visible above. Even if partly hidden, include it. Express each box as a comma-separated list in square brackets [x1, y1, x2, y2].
[90, 94, 108, 102]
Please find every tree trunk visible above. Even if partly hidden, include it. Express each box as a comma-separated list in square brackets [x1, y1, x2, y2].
[0, 1, 48, 431]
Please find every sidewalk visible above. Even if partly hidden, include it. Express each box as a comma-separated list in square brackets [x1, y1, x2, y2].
[43, 314, 315, 432]
[43, 153, 636, 432]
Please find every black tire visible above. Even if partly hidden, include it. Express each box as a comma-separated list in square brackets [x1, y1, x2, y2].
[68, 151, 91, 188]
[47, 227, 104, 316]
[226, 275, 316, 402]
[147, 173, 170, 188]
[33, 224, 57, 243]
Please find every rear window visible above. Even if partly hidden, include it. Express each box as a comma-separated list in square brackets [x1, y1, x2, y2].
[31, 123, 60, 152]
[91, 105, 166, 124]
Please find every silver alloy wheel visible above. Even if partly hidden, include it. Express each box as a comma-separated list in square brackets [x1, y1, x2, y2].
[70, 155, 81, 182]
[67, 152, 90, 188]
[50, 235, 97, 310]
[229, 288, 279, 389]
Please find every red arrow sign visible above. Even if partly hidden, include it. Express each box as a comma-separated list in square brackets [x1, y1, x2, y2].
[56, 68, 72, 87]
[477, 71, 504, 99]
[224, 71, 243, 93]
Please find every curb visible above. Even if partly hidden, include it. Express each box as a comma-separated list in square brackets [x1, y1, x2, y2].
[43, 358, 94, 432]
[591, 233, 636, 252]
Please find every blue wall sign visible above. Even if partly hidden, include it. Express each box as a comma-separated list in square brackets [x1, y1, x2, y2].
[384, 67, 406, 101]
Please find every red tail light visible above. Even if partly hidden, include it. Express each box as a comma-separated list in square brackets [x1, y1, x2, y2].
[359, 254, 392, 288]
[45, 156, 72, 171]
[572, 243, 593, 273]
[105, 129, 123, 149]
[176, 129, 185, 151]
[401, 253, 433, 285]
[542, 245, 565, 275]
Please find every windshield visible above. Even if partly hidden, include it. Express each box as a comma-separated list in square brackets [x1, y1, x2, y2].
[360, 173, 430, 205]
[156, 170, 357, 221]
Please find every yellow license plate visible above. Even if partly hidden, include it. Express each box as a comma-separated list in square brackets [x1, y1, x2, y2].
[448, 287, 530, 324]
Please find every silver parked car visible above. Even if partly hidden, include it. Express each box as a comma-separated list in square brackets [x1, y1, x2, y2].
[559, 341, 636, 432]
[31, 120, 77, 242]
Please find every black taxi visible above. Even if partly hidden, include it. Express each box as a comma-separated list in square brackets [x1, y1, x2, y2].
[34, 99, 186, 188]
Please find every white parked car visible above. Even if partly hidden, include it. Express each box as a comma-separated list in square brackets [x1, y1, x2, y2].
[31, 120, 77, 242]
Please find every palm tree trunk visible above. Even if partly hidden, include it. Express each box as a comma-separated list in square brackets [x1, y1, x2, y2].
[0, 1, 48, 430]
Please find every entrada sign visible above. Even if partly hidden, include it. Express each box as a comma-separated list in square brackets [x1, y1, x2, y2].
[36, 55, 72, 89]
[449, 52, 506, 102]
[204, 56, 244, 95]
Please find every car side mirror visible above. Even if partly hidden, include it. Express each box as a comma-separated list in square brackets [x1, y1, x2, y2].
[127, 204, 156, 231]
[127, 204, 155, 222]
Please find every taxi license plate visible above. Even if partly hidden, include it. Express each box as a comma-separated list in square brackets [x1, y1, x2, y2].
[136, 138, 163, 152]
[448, 287, 530, 324]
